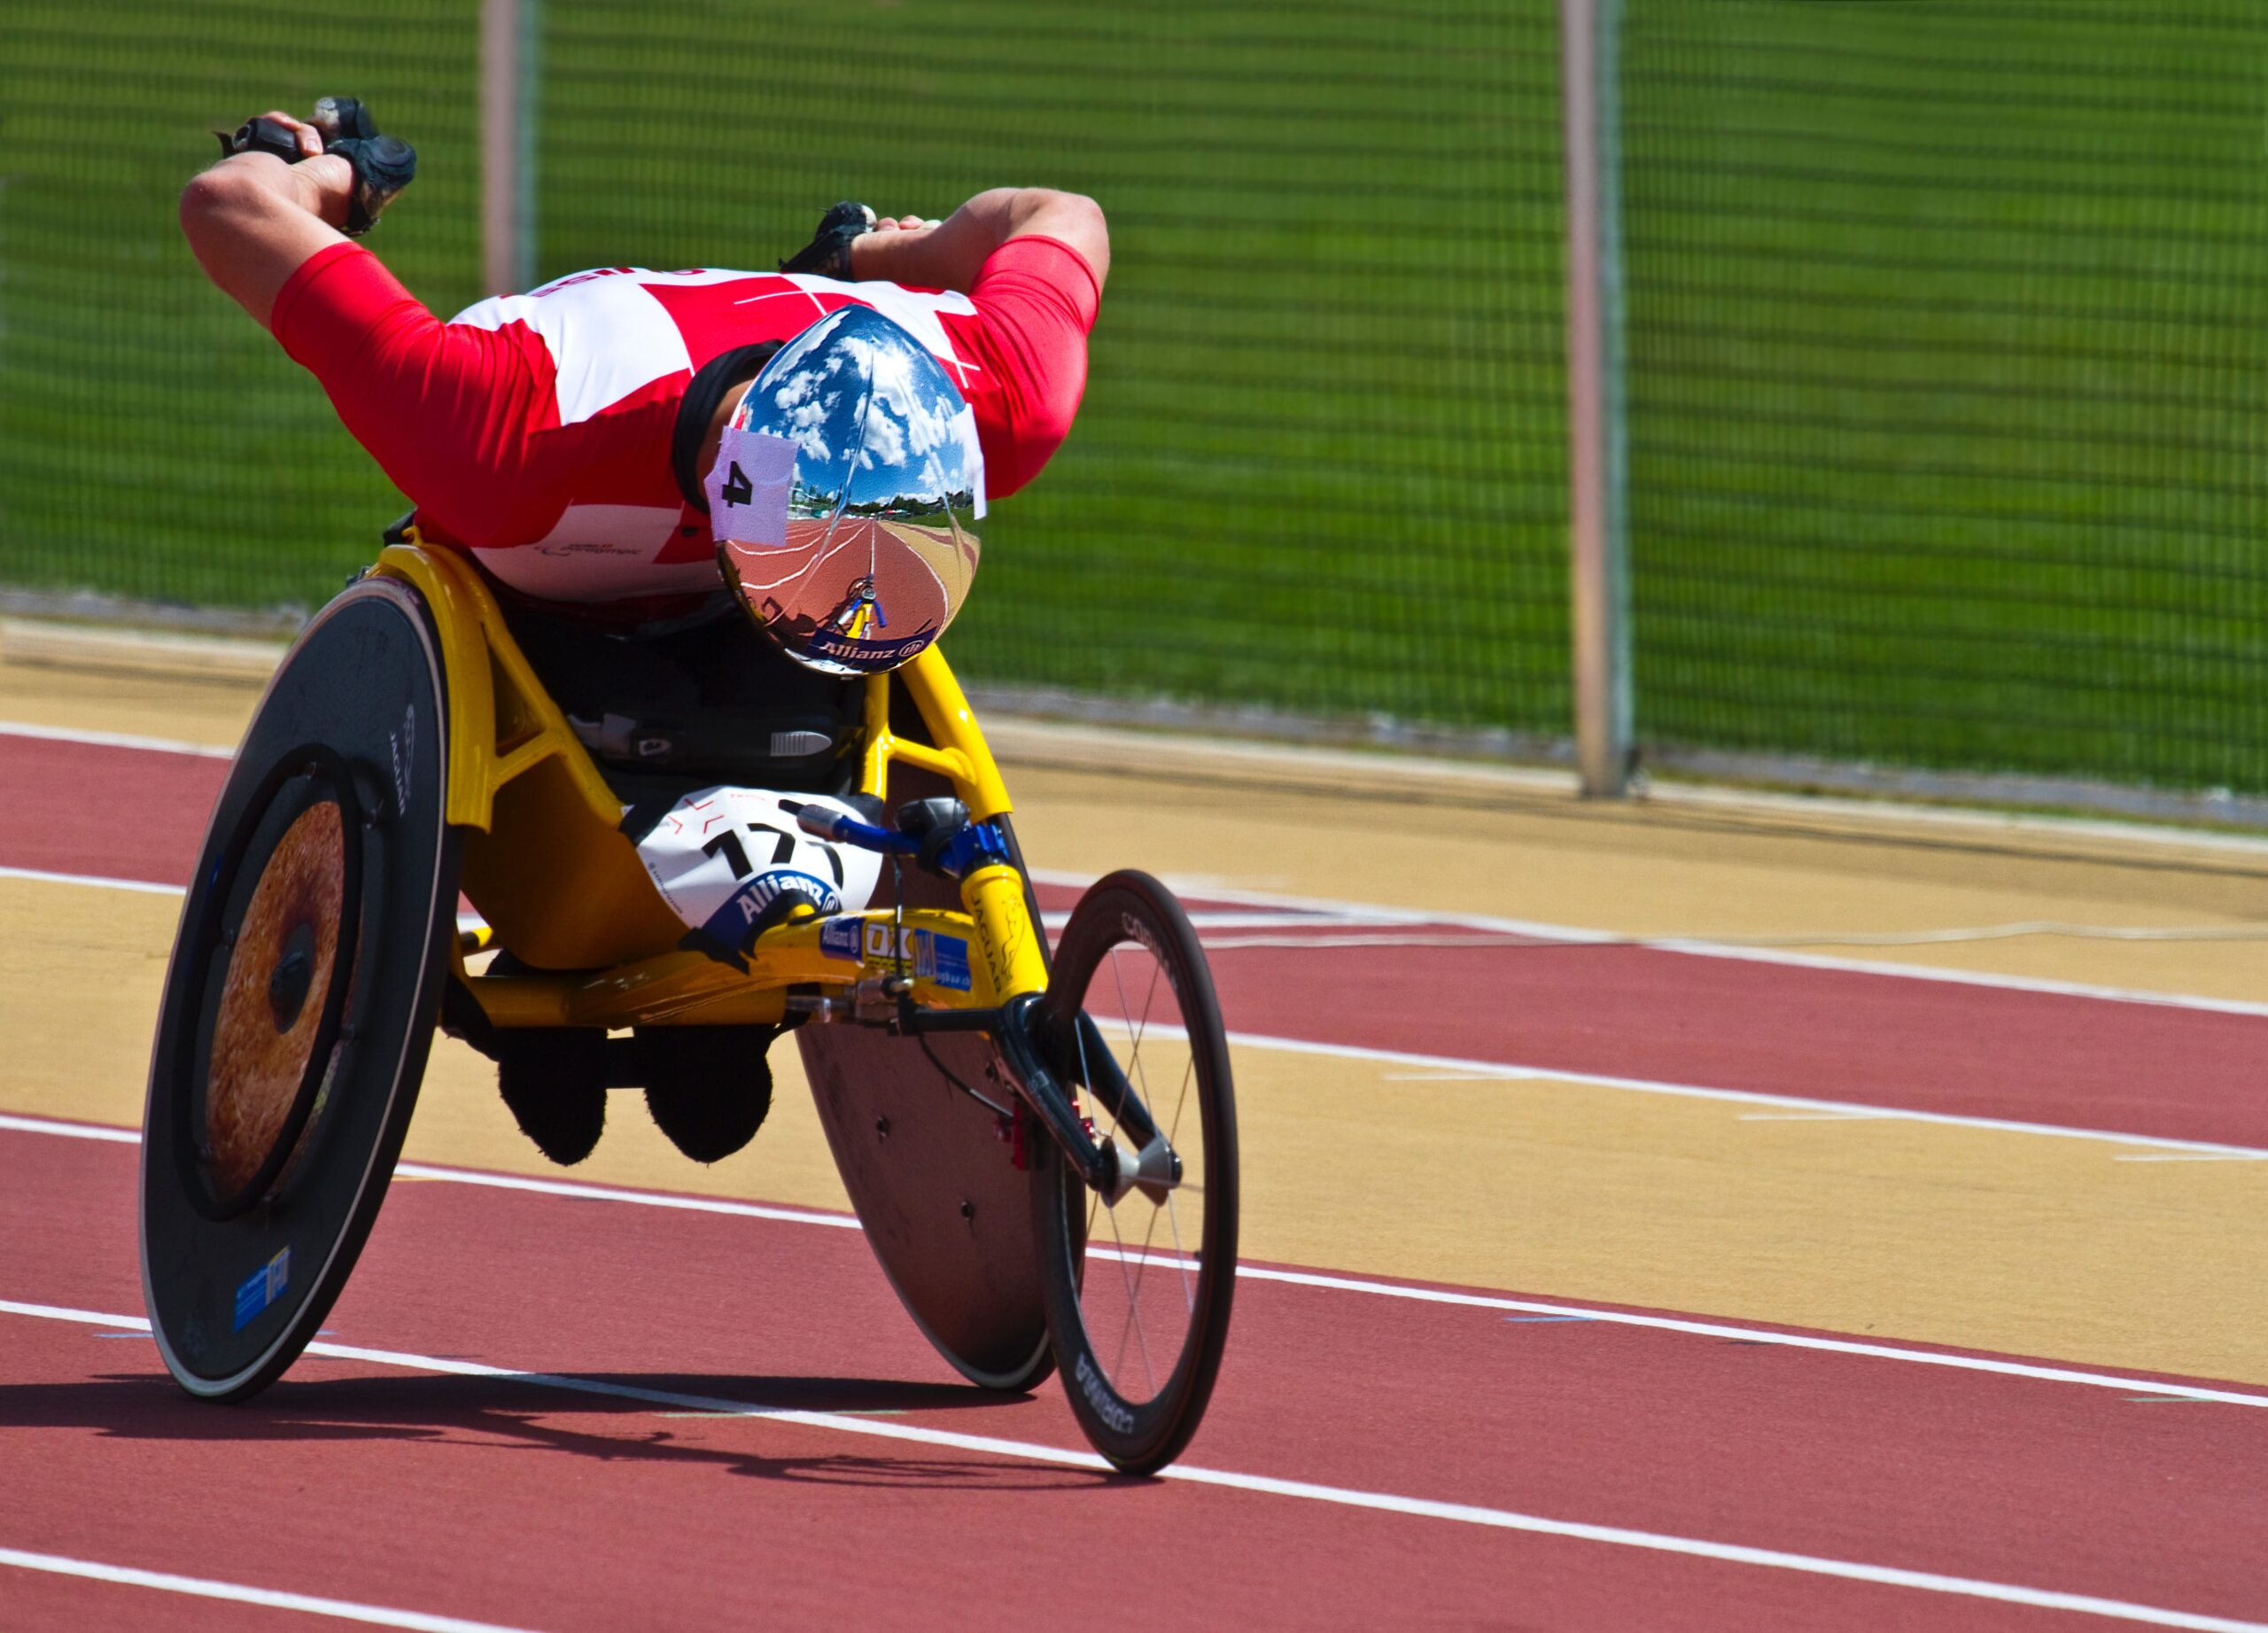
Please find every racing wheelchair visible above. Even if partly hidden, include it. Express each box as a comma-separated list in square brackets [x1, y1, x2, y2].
[138, 539, 1238, 1474]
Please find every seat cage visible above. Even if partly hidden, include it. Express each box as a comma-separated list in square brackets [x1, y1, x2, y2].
[371, 542, 1034, 1030]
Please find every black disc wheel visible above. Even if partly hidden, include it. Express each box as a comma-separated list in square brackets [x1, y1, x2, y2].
[1032, 870, 1239, 1474]
[140, 578, 457, 1401]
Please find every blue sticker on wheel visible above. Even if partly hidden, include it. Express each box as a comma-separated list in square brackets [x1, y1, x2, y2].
[232, 1247, 291, 1332]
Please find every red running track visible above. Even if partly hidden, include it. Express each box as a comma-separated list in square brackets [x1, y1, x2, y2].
[7, 1126, 2266, 1630]
[7, 731, 2268, 1151]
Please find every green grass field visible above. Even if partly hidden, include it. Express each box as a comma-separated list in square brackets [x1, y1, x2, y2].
[4, 1, 2264, 793]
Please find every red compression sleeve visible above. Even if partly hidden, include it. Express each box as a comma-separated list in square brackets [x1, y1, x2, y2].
[963, 235, 1100, 499]
[270, 244, 549, 547]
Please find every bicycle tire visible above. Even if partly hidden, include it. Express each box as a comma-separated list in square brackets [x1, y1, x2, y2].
[1031, 869, 1239, 1474]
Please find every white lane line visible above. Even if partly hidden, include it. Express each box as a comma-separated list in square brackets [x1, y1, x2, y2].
[1029, 868, 2268, 1021]
[16, 838, 2256, 1161]
[2114, 1153, 2268, 1163]
[0, 1544, 547, 1633]
[994, 720, 2268, 861]
[1384, 1071, 1511, 1082]
[390, 1162, 863, 1229]
[17, 864, 2256, 1158]
[0, 734, 2253, 1018]
[1223, 1029, 2268, 1160]
[1044, 910, 1407, 933]
[0, 863, 183, 896]
[0, 719, 236, 758]
[8, 1112, 2263, 1410]
[3, 1301, 2260, 1632]
[1228, 1268, 2268, 1410]
[1738, 1110, 1904, 1123]
[0, 1114, 137, 1143]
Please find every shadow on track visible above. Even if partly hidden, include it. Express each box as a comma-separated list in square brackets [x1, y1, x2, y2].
[3, 1370, 1130, 1492]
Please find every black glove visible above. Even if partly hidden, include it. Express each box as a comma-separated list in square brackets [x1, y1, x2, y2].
[214, 97, 416, 238]
[780, 201, 876, 280]
[214, 114, 303, 163]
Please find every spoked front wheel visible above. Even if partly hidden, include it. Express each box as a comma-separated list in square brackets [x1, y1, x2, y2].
[1032, 869, 1239, 1474]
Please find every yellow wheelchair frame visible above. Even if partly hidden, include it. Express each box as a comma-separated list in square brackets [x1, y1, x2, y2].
[373, 542, 1047, 1031]
[144, 538, 1235, 1475]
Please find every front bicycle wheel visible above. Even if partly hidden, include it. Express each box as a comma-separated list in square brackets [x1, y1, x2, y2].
[1031, 870, 1238, 1474]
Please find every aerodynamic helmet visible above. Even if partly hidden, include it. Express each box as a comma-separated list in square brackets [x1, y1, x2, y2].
[710, 305, 984, 675]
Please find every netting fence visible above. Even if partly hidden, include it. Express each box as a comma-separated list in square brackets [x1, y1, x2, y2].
[1, 3, 485, 614]
[4, 3, 2266, 806]
[1, 0, 1571, 736]
[1617, 0, 2268, 798]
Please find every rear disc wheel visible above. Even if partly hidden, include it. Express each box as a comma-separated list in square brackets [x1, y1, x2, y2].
[140, 579, 456, 1401]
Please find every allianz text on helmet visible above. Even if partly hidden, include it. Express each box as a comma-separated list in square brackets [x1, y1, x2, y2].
[710, 305, 984, 676]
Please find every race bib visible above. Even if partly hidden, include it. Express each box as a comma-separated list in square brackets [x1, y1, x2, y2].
[704, 424, 797, 548]
[631, 787, 881, 963]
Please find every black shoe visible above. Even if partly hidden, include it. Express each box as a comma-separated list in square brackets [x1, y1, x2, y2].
[638, 1025, 777, 1163]
[495, 1030, 608, 1165]
[779, 201, 875, 280]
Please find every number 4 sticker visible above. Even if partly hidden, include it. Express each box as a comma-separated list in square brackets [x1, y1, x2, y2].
[704, 424, 797, 546]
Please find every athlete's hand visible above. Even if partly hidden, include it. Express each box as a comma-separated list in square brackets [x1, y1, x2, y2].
[213, 99, 412, 237]
[781, 204, 939, 279]
[215, 109, 327, 162]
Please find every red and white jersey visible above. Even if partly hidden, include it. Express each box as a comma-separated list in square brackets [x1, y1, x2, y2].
[271, 237, 1098, 610]
[436, 268, 990, 603]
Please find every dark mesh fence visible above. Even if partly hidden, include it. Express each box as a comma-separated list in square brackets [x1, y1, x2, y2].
[0, 3, 482, 612]
[15, 3, 2264, 801]
[1619, 0, 2268, 793]
[539, 0, 1571, 735]
[0, 2, 1572, 741]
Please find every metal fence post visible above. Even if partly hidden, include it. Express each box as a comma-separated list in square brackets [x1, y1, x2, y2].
[482, 0, 538, 295]
[1561, 0, 1632, 797]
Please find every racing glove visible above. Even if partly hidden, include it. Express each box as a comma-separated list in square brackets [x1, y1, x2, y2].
[214, 97, 416, 237]
[780, 201, 877, 280]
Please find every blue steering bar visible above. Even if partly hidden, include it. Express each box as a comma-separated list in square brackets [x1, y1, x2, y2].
[796, 805, 1014, 880]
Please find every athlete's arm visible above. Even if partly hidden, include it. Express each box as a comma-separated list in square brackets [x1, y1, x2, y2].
[179, 111, 354, 329]
[848, 188, 1110, 294]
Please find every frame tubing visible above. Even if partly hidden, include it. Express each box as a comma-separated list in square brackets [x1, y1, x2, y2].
[1561, 0, 1633, 797]
[961, 862, 1049, 1001]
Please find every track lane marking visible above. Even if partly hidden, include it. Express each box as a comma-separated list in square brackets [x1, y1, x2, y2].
[6, 718, 2260, 1015]
[7, 1113, 2263, 1408]
[26, 712, 2268, 863]
[4, 1300, 2261, 1632]
[1222, 1030, 2268, 1159]
[0, 719, 235, 758]
[1029, 867, 2268, 1020]
[7, 852, 2264, 1159]
[0, 863, 184, 895]
[0, 1115, 139, 1143]
[0, 1544, 548, 1633]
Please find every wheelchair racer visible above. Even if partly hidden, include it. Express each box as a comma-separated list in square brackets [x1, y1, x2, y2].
[179, 99, 1108, 1166]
